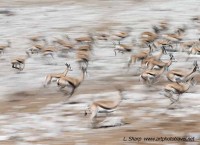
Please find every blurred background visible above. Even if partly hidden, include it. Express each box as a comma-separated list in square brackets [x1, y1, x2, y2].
[0, 0, 200, 144]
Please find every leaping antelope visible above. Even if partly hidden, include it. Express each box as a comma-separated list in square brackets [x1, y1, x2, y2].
[162, 27, 185, 50]
[153, 39, 173, 50]
[140, 31, 158, 49]
[140, 66, 166, 86]
[166, 61, 199, 82]
[146, 54, 176, 70]
[0, 40, 11, 54]
[163, 77, 196, 105]
[127, 46, 152, 69]
[85, 88, 124, 123]
[113, 41, 132, 56]
[44, 63, 72, 87]
[57, 67, 87, 99]
[142, 45, 167, 67]
[11, 51, 30, 71]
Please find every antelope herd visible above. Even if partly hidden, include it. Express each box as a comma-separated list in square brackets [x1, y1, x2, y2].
[0, 17, 200, 127]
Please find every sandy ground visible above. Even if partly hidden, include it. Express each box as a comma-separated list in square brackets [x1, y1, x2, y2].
[0, 0, 200, 145]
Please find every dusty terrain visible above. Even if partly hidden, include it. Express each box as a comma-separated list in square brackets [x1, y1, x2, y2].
[0, 0, 200, 145]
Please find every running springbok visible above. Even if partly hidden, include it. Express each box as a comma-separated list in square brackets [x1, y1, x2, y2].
[140, 66, 167, 86]
[127, 46, 152, 69]
[113, 41, 132, 56]
[57, 67, 87, 99]
[146, 54, 176, 70]
[166, 61, 199, 82]
[163, 77, 196, 105]
[44, 63, 72, 87]
[11, 51, 30, 71]
[85, 88, 124, 124]
[142, 45, 167, 67]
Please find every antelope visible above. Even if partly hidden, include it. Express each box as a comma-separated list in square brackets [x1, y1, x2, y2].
[153, 39, 173, 50]
[163, 77, 196, 105]
[41, 46, 57, 58]
[140, 31, 158, 49]
[113, 41, 132, 56]
[162, 28, 185, 50]
[187, 41, 200, 55]
[142, 45, 167, 67]
[29, 35, 44, 43]
[146, 54, 176, 70]
[127, 46, 152, 68]
[44, 63, 72, 87]
[180, 40, 197, 52]
[0, 40, 11, 54]
[76, 50, 90, 71]
[11, 51, 30, 71]
[85, 88, 124, 123]
[191, 16, 200, 22]
[28, 38, 47, 54]
[52, 37, 74, 52]
[77, 44, 93, 52]
[166, 61, 199, 82]
[140, 66, 166, 86]
[74, 33, 94, 44]
[111, 27, 132, 43]
[57, 67, 87, 99]
[152, 20, 169, 34]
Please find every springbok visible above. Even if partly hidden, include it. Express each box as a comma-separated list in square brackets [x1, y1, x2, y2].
[76, 50, 90, 70]
[11, 51, 30, 71]
[74, 33, 94, 44]
[163, 77, 196, 105]
[146, 54, 176, 70]
[140, 31, 158, 48]
[44, 63, 72, 87]
[127, 46, 152, 69]
[113, 41, 132, 56]
[57, 67, 87, 99]
[140, 66, 167, 86]
[111, 27, 132, 43]
[85, 88, 124, 123]
[166, 61, 199, 82]
[162, 27, 185, 50]
[52, 37, 74, 53]
[142, 45, 167, 67]
[152, 20, 169, 34]
[187, 40, 200, 55]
